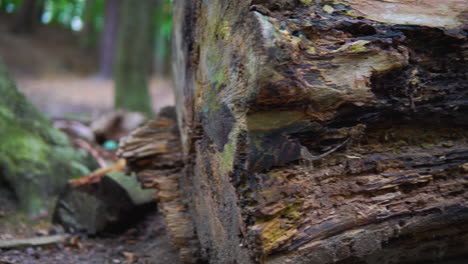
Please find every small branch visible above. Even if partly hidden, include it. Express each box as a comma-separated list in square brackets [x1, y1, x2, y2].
[0, 235, 67, 249]
[300, 138, 351, 161]
[69, 159, 127, 188]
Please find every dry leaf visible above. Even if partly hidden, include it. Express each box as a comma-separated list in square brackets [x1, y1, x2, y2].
[122, 251, 138, 264]
[69, 236, 83, 249]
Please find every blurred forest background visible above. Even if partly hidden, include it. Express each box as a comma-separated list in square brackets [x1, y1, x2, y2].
[0, 1, 183, 262]
[0, 0, 174, 119]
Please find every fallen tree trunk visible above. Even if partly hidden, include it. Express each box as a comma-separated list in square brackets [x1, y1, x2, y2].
[126, 1, 468, 263]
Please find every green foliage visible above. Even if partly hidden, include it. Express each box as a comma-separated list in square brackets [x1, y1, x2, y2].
[42, 0, 105, 32]
[0, 0, 22, 13]
[154, 0, 173, 74]
[155, 0, 173, 41]
[1, 0, 174, 65]
[1, 0, 102, 31]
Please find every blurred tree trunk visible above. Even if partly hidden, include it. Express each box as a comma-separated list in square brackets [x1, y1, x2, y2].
[98, 0, 120, 78]
[11, 0, 44, 34]
[114, 0, 156, 116]
[0, 62, 93, 215]
[80, 0, 101, 52]
[158, 1, 468, 263]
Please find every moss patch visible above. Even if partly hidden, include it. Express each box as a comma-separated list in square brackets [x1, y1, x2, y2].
[0, 62, 92, 215]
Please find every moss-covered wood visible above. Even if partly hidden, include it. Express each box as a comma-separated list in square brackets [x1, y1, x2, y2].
[0, 63, 91, 215]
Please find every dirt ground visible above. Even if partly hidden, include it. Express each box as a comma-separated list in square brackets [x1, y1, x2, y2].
[16, 76, 175, 119]
[0, 14, 179, 264]
[0, 206, 182, 264]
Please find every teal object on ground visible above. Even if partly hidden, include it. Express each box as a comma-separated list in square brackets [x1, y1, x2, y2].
[103, 140, 118, 150]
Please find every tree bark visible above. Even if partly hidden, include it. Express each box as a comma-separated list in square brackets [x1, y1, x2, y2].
[122, 1, 468, 263]
[114, 0, 156, 116]
[98, 0, 120, 78]
[11, 0, 44, 34]
[0, 62, 93, 215]
[170, 1, 468, 263]
[80, 0, 101, 52]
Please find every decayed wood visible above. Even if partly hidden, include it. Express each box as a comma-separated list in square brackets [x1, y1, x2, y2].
[118, 107, 198, 263]
[168, 0, 468, 263]
[0, 235, 67, 249]
[53, 162, 154, 234]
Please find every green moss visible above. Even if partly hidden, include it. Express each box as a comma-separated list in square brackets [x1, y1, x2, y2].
[336, 40, 370, 53]
[0, 106, 14, 120]
[256, 202, 303, 253]
[217, 19, 232, 40]
[0, 61, 93, 215]
[220, 142, 236, 174]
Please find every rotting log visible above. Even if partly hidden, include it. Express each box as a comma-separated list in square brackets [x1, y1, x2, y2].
[125, 1, 467, 263]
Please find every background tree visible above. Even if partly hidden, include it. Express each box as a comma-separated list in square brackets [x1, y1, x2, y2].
[153, 0, 172, 77]
[98, 0, 120, 78]
[79, 0, 104, 51]
[11, 0, 44, 34]
[114, 0, 157, 116]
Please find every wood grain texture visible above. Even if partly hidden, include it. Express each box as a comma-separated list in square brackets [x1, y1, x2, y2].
[169, 1, 468, 263]
[118, 107, 198, 263]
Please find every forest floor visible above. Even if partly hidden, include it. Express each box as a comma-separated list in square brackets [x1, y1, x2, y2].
[0, 15, 179, 264]
[0, 194, 181, 264]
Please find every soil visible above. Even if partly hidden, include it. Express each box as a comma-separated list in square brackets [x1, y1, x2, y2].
[16, 76, 175, 119]
[0, 209, 182, 264]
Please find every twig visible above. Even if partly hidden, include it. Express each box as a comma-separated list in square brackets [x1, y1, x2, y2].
[300, 138, 351, 161]
[0, 235, 67, 249]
